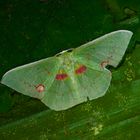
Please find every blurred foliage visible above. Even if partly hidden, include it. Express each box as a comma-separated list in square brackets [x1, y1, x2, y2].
[0, 0, 140, 139]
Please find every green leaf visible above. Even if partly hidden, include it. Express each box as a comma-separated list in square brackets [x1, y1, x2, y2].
[0, 0, 139, 139]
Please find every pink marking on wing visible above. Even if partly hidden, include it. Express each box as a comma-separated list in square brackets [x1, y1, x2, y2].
[100, 60, 109, 68]
[56, 73, 68, 80]
[75, 65, 87, 74]
[35, 84, 45, 93]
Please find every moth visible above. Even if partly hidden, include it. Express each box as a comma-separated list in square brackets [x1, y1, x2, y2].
[1, 30, 133, 111]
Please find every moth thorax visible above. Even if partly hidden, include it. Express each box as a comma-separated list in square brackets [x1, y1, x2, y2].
[63, 59, 73, 70]
[61, 54, 72, 65]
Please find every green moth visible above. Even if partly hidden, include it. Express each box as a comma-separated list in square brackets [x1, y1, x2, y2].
[1, 30, 133, 111]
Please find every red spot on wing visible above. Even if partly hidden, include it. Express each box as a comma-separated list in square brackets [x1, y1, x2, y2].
[75, 65, 87, 75]
[56, 73, 68, 80]
[35, 84, 45, 93]
[100, 60, 109, 68]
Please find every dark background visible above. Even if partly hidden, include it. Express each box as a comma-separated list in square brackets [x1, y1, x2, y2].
[0, 0, 140, 139]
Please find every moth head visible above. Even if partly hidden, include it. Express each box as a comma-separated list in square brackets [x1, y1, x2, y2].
[55, 48, 74, 57]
